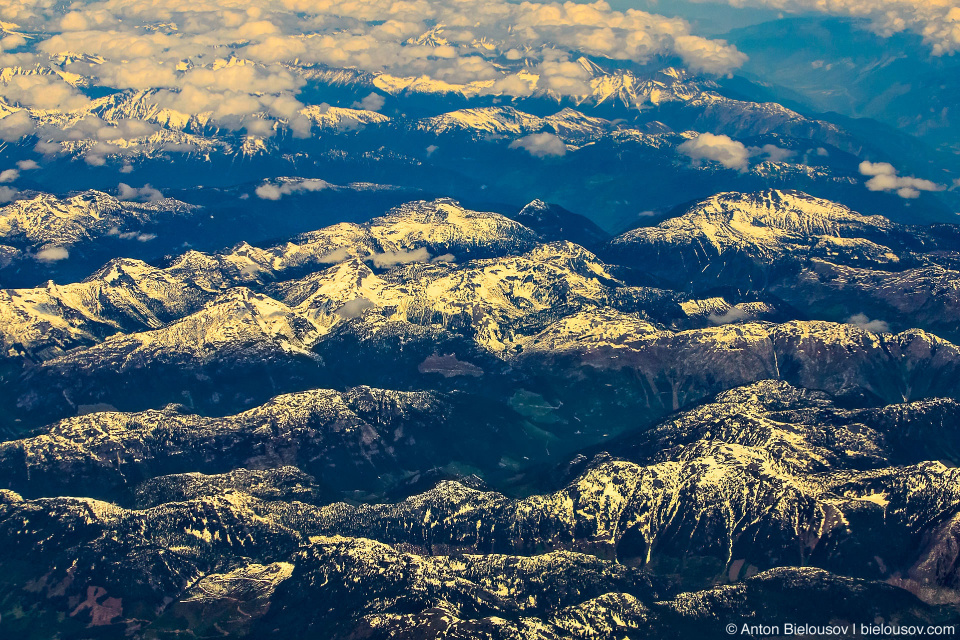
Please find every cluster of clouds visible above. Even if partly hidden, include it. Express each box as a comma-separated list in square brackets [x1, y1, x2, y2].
[0, 158, 40, 202]
[714, 0, 960, 55]
[858, 161, 945, 199]
[677, 132, 795, 171]
[0, 108, 167, 164]
[0, 0, 750, 150]
[676, 136, 948, 198]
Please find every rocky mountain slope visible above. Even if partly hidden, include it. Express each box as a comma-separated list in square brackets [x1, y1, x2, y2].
[0, 377, 957, 638]
[0, 192, 959, 637]
[0, 190, 198, 260]
[608, 189, 960, 339]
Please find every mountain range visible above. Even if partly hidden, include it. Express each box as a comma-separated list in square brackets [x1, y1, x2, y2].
[1, 17, 959, 636]
[1, 187, 959, 637]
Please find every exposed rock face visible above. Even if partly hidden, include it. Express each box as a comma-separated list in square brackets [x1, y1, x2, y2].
[0, 190, 198, 254]
[1, 193, 959, 638]
[606, 189, 960, 339]
[0, 386, 527, 502]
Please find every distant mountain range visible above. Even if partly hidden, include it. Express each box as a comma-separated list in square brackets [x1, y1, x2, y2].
[2, 57, 956, 230]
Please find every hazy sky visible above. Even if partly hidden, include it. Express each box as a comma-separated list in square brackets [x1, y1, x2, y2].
[575, 0, 787, 35]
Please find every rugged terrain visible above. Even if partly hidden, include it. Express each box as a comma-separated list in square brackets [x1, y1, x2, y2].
[0, 192, 958, 638]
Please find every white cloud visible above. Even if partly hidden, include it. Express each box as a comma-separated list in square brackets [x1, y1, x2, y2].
[752, 143, 795, 163]
[0, 34, 27, 51]
[0, 186, 17, 203]
[859, 161, 945, 199]
[254, 184, 284, 201]
[317, 247, 351, 264]
[117, 183, 163, 202]
[710, 0, 960, 55]
[680, 135, 798, 171]
[36, 246, 69, 262]
[509, 132, 567, 157]
[847, 313, 890, 333]
[678, 132, 750, 171]
[107, 227, 157, 241]
[708, 307, 754, 325]
[0, 74, 90, 111]
[336, 297, 375, 319]
[351, 92, 386, 112]
[0, 169, 18, 183]
[16, 159, 39, 170]
[673, 34, 748, 75]
[255, 178, 330, 200]
[0, 111, 35, 142]
[368, 247, 431, 268]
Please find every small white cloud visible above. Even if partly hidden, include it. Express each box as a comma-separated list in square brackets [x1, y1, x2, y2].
[336, 297, 376, 319]
[0, 186, 17, 203]
[431, 253, 455, 263]
[117, 183, 163, 202]
[255, 179, 330, 200]
[84, 153, 108, 167]
[15, 160, 38, 170]
[36, 246, 69, 262]
[509, 133, 566, 158]
[753, 143, 795, 163]
[0, 169, 18, 183]
[678, 132, 750, 171]
[114, 230, 157, 242]
[35, 141, 62, 155]
[426, 144, 439, 157]
[351, 92, 386, 112]
[119, 163, 134, 174]
[847, 313, 890, 333]
[318, 248, 351, 264]
[859, 161, 897, 177]
[859, 161, 944, 199]
[672, 34, 748, 75]
[368, 247, 431, 268]
[708, 307, 754, 325]
[255, 184, 283, 201]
